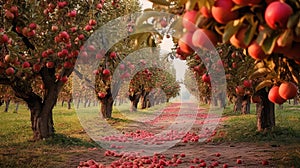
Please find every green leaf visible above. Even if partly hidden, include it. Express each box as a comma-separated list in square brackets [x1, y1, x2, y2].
[186, 0, 199, 11]
[147, 0, 170, 6]
[255, 80, 273, 92]
[249, 67, 270, 79]
[277, 29, 293, 47]
[287, 11, 300, 29]
[244, 21, 258, 46]
[222, 20, 242, 43]
[261, 33, 279, 55]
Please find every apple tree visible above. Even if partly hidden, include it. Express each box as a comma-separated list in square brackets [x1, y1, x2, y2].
[148, 0, 300, 131]
[0, 0, 141, 140]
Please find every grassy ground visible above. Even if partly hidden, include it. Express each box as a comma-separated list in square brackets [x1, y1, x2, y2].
[214, 103, 300, 167]
[0, 102, 299, 167]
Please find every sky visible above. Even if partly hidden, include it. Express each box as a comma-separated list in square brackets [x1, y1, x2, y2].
[138, 0, 189, 97]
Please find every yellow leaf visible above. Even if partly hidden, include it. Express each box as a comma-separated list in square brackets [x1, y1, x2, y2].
[255, 80, 273, 92]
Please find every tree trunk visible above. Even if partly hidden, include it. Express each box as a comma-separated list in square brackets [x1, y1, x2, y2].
[67, 99, 72, 109]
[256, 88, 275, 132]
[129, 93, 140, 112]
[4, 99, 10, 112]
[14, 103, 19, 113]
[294, 97, 298, 105]
[234, 95, 242, 113]
[241, 95, 250, 114]
[61, 100, 64, 107]
[76, 98, 80, 109]
[100, 91, 114, 118]
[140, 91, 149, 109]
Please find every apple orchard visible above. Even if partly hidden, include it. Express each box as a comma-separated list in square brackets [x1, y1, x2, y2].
[1, 0, 300, 143]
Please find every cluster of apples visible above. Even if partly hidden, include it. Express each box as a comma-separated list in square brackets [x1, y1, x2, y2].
[268, 82, 298, 104]
[177, 0, 299, 63]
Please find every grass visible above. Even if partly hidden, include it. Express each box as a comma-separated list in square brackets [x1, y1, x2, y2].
[213, 102, 300, 167]
[0, 101, 300, 167]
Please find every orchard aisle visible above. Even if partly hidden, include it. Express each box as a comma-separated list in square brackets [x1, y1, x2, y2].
[71, 102, 278, 168]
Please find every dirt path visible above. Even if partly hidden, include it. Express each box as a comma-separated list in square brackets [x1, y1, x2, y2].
[68, 103, 285, 167]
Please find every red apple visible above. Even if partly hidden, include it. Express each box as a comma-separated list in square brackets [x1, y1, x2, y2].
[110, 52, 117, 59]
[78, 34, 85, 40]
[10, 6, 18, 14]
[235, 86, 245, 95]
[98, 92, 106, 98]
[202, 73, 210, 83]
[160, 19, 168, 28]
[5, 67, 15, 76]
[96, 3, 103, 10]
[265, 1, 293, 29]
[261, 160, 269, 165]
[46, 61, 54, 68]
[60, 76, 68, 83]
[269, 86, 286, 104]
[103, 69, 110, 75]
[68, 10, 77, 17]
[5, 10, 14, 20]
[4, 55, 11, 63]
[22, 61, 31, 68]
[236, 159, 242, 164]
[182, 10, 199, 32]
[243, 80, 252, 88]
[89, 19, 97, 26]
[33, 64, 41, 72]
[51, 25, 58, 31]
[85, 25, 93, 31]
[29, 23, 37, 30]
[212, 0, 239, 24]
[63, 62, 73, 69]
[1, 34, 9, 43]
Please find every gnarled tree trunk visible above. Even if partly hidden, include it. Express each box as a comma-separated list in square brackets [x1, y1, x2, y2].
[256, 88, 275, 132]
[129, 93, 140, 112]
[241, 95, 250, 114]
[100, 90, 114, 118]
[233, 95, 243, 113]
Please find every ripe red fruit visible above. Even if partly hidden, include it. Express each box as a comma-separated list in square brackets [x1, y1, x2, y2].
[215, 153, 221, 157]
[265, 1, 293, 29]
[68, 10, 77, 17]
[261, 160, 269, 165]
[180, 153, 185, 157]
[103, 69, 110, 75]
[85, 25, 93, 31]
[232, 0, 261, 6]
[212, 0, 239, 24]
[96, 3, 103, 10]
[230, 26, 249, 49]
[248, 40, 269, 60]
[5, 67, 15, 76]
[63, 62, 73, 69]
[29, 23, 37, 30]
[78, 34, 85, 40]
[160, 19, 168, 28]
[46, 61, 55, 68]
[243, 80, 252, 88]
[178, 32, 194, 55]
[98, 92, 106, 98]
[89, 19, 97, 26]
[200, 6, 212, 18]
[22, 61, 30, 68]
[10, 6, 18, 14]
[5, 10, 14, 19]
[202, 74, 210, 83]
[182, 10, 199, 32]
[236, 159, 242, 164]
[110, 52, 117, 59]
[235, 86, 245, 95]
[51, 25, 58, 32]
[60, 76, 68, 83]
[278, 82, 298, 100]
[199, 162, 206, 167]
[59, 31, 69, 39]
[192, 29, 218, 49]
[33, 64, 41, 72]
[223, 163, 229, 168]
[1, 34, 9, 43]
[268, 86, 286, 104]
